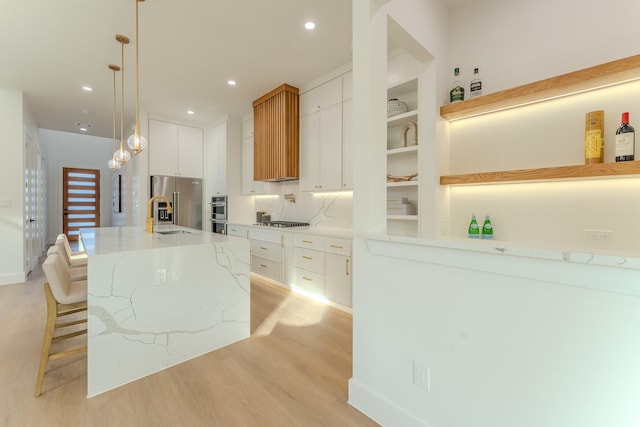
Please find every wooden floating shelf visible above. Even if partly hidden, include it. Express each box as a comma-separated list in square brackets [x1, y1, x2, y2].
[440, 161, 640, 186]
[440, 54, 640, 121]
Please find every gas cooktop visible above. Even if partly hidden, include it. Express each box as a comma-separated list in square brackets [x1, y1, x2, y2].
[257, 221, 310, 228]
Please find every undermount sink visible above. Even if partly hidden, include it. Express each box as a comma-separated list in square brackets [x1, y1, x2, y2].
[156, 230, 191, 235]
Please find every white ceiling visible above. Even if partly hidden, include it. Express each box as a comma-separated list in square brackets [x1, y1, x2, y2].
[0, 0, 353, 139]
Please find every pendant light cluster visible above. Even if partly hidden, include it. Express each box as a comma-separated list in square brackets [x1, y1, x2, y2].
[107, 0, 147, 171]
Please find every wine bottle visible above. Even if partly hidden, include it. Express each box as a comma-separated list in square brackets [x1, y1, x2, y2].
[450, 67, 464, 103]
[584, 110, 604, 164]
[468, 214, 479, 239]
[481, 215, 493, 240]
[469, 68, 482, 98]
[615, 112, 635, 162]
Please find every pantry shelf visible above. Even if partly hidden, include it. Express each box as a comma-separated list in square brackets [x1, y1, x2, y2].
[440, 161, 640, 186]
[440, 54, 640, 121]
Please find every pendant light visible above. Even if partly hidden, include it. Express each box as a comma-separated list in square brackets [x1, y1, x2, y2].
[108, 64, 122, 171]
[114, 34, 131, 164]
[126, 0, 148, 154]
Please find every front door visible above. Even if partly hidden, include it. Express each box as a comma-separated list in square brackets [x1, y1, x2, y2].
[62, 167, 101, 241]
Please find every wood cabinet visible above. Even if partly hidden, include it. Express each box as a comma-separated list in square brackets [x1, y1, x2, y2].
[241, 117, 266, 195]
[148, 119, 203, 178]
[300, 75, 352, 192]
[252, 84, 299, 182]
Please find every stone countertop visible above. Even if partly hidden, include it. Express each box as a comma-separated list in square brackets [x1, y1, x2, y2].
[80, 225, 237, 255]
[227, 223, 353, 239]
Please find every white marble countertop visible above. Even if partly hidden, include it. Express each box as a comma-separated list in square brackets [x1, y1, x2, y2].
[363, 232, 640, 271]
[227, 223, 353, 239]
[80, 225, 238, 255]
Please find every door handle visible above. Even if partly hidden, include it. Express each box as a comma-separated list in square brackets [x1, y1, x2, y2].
[28, 219, 35, 223]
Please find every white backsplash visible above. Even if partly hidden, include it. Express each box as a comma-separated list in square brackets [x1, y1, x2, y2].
[254, 182, 353, 229]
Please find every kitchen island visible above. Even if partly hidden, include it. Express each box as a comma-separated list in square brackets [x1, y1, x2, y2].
[80, 226, 250, 397]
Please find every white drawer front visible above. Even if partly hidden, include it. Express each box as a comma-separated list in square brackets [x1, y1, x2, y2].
[251, 239, 282, 262]
[324, 237, 352, 256]
[227, 225, 248, 239]
[293, 268, 325, 296]
[294, 234, 325, 251]
[250, 228, 283, 244]
[293, 247, 324, 274]
[251, 255, 282, 282]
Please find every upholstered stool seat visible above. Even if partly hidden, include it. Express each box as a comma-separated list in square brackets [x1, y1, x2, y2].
[47, 246, 87, 281]
[35, 253, 87, 396]
[55, 234, 88, 268]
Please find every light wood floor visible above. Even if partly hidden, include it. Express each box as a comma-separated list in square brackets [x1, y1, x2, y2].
[0, 261, 377, 427]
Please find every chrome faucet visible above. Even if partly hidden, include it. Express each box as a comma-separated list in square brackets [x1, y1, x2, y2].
[146, 195, 173, 233]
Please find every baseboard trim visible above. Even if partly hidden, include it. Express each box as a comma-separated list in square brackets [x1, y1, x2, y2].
[348, 378, 432, 427]
[0, 272, 27, 286]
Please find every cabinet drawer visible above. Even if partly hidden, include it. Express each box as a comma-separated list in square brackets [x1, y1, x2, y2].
[293, 247, 324, 274]
[300, 77, 342, 116]
[293, 268, 325, 296]
[294, 234, 325, 251]
[251, 256, 282, 282]
[251, 239, 282, 262]
[227, 225, 249, 239]
[325, 237, 352, 256]
[250, 229, 282, 244]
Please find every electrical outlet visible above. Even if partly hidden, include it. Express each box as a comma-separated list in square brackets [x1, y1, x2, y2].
[413, 361, 430, 391]
[585, 229, 612, 241]
[155, 268, 167, 286]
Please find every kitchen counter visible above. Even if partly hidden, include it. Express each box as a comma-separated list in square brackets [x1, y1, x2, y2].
[80, 226, 250, 397]
[228, 222, 353, 239]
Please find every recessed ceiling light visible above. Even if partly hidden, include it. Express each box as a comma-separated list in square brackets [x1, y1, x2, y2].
[82, 86, 93, 92]
[187, 110, 195, 115]
[304, 21, 316, 30]
[227, 80, 237, 86]
[80, 128, 87, 132]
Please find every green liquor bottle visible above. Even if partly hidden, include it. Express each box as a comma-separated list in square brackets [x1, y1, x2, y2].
[481, 215, 493, 240]
[450, 67, 465, 103]
[468, 214, 479, 239]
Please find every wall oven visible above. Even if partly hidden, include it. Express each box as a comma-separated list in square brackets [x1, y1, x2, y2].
[210, 196, 227, 234]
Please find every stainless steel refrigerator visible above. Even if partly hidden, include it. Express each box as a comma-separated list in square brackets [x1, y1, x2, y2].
[150, 176, 203, 230]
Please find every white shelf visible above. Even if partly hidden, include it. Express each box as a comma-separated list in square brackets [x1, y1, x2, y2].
[387, 181, 418, 187]
[387, 215, 419, 221]
[387, 78, 418, 98]
[387, 145, 418, 156]
[387, 110, 418, 126]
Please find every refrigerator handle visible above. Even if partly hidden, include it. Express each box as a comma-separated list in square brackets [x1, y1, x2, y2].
[173, 191, 179, 225]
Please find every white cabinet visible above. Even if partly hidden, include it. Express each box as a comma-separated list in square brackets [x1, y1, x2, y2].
[292, 233, 352, 308]
[299, 76, 345, 192]
[207, 121, 228, 196]
[250, 228, 283, 282]
[149, 119, 203, 178]
[241, 117, 266, 195]
[324, 237, 352, 307]
[227, 224, 250, 239]
[342, 98, 353, 190]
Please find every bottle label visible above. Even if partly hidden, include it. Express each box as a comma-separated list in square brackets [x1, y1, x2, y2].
[615, 133, 635, 157]
[470, 81, 482, 97]
[585, 130, 603, 158]
[450, 86, 464, 103]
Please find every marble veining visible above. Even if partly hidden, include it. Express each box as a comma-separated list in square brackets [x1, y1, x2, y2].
[81, 227, 250, 397]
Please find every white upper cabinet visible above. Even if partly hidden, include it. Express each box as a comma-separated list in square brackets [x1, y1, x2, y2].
[149, 119, 203, 178]
[208, 121, 227, 196]
[241, 117, 265, 195]
[299, 76, 346, 192]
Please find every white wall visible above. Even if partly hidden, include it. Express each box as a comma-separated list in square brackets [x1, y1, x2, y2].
[0, 89, 26, 285]
[39, 129, 114, 243]
[349, 0, 640, 426]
